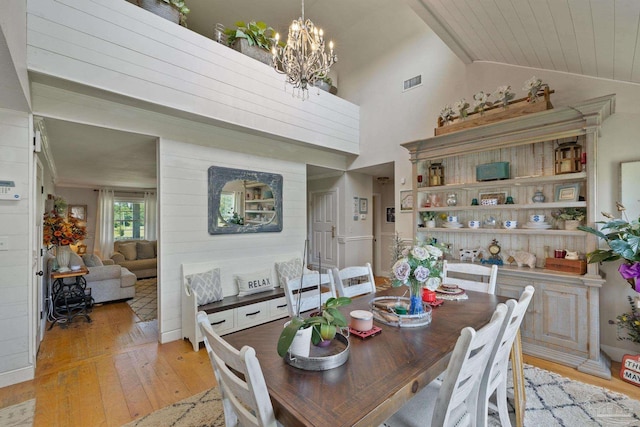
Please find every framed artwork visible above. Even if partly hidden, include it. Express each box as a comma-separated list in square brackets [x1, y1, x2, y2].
[555, 183, 580, 202]
[478, 191, 507, 205]
[386, 207, 395, 223]
[400, 190, 413, 212]
[68, 205, 87, 221]
[359, 198, 368, 214]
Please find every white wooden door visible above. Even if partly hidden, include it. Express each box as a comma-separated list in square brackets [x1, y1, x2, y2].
[34, 158, 45, 348]
[309, 190, 337, 270]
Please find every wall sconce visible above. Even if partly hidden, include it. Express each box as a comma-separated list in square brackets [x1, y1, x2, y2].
[554, 141, 582, 174]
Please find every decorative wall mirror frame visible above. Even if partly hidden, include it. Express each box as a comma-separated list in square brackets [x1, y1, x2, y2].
[208, 166, 283, 234]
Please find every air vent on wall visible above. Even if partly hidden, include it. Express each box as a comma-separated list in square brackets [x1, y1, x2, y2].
[403, 75, 422, 91]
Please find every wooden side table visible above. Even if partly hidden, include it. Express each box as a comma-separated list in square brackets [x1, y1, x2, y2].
[49, 267, 94, 329]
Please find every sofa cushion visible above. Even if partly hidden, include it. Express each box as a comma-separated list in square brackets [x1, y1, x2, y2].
[119, 242, 137, 261]
[236, 269, 275, 297]
[136, 241, 155, 260]
[83, 254, 104, 267]
[186, 268, 223, 306]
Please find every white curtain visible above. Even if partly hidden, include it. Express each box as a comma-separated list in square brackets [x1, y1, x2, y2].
[94, 189, 115, 259]
[144, 191, 157, 241]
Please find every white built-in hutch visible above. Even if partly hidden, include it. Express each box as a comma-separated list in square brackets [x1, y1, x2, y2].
[403, 95, 615, 379]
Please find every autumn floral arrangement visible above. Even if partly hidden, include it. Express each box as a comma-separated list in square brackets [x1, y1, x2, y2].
[43, 209, 86, 248]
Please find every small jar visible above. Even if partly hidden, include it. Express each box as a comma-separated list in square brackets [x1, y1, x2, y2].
[446, 193, 458, 206]
[532, 189, 545, 203]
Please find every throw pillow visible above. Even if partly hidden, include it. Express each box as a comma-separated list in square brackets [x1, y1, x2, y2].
[137, 242, 155, 260]
[185, 268, 224, 306]
[82, 254, 104, 267]
[236, 269, 275, 297]
[119, 242, 137, 261]
[275, 258, 318, 287]
[275, 258, 303, 288]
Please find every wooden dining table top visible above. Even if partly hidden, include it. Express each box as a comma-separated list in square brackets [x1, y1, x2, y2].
[223, 287, 506, 427]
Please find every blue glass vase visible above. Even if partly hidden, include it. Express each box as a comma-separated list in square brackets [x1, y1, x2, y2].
[408, 283, 425, 316]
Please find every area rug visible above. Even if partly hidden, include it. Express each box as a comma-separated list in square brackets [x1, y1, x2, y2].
[127, 278, 157, 321]
[124, 387, 224, 427]
[0, 398, 35, 427]
[124, 365, 640, 426]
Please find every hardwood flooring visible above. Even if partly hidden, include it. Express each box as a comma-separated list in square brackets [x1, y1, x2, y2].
[0, 300, 637, 426]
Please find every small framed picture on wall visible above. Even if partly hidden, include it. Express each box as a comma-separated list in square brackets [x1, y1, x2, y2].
[400, 190, 413, 212]
[359, 198, 368, 214]
[68, 205, 87, 221]
[386, 207, 395, 223]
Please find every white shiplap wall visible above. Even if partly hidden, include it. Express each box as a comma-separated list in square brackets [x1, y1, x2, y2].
[159, 139, 308, 343]
[27, 0, 359, 155]
[0, 109, 33, 387]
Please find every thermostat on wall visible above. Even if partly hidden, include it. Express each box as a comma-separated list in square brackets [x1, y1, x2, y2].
[0, 181, 20, 200]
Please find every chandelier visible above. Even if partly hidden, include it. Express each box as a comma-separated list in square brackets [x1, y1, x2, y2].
[272, 0, 337, 99]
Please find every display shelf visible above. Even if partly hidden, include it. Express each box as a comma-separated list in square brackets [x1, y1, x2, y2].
[416, 171, 586, 193]
[416, 201, 586, 213]
[417, 227, 584, 236]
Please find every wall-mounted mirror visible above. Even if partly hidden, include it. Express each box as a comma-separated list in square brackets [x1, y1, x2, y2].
[621, 160, 640, 221]
[208, 166, 283, 234]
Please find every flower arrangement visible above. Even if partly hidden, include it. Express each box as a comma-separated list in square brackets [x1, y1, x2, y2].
[608, 296, 640, 343]
[453, 99, 469, 119]
[493, 85, 515, 107]
[439, 105, 455, 125]
[523, 76, 545, 102]
[578, 204, 640, 292]
[391, 242, 445, 314]
[472, 91, 492, 114]
[43, 210, 87, 247]
[421, 211, 437, 222]
[555, 207, 586, 222]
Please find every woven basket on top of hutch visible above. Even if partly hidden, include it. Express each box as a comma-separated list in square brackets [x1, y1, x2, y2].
[403, 94, 616, 379]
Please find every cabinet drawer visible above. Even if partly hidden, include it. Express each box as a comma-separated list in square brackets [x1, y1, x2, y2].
[236, 301, 269, 329]
[206, 310, 235, 335]
[268, 296, 289, 319]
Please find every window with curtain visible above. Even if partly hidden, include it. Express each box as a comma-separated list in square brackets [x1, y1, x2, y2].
[114, 199, 145, 240]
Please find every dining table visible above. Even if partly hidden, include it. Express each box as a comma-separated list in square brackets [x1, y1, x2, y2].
[223, 286, 507, 427]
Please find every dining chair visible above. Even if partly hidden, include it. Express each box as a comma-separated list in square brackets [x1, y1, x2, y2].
[442, 260, 498, 294]
[284, 270, 336, 317]
[382, 303, 508, 427]
[197, 311, 281, 427]
[331, 262, 376, 298]
[477, 285, 535, 427]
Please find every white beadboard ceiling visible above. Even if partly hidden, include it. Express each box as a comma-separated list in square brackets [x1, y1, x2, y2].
[38, 0, 638, 189]
[410, 0, 640, 84]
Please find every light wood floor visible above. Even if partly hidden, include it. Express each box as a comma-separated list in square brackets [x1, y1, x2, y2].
[0, 301, 637, 426]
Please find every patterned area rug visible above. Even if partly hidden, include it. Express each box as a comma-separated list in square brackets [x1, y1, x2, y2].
[126, 365, 640, 426]
[127, 278, 157, 321]
[124, 388, 224, 427]
[0, 398, 35, 427]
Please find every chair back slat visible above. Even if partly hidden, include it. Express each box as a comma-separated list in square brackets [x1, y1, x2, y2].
[443, 261, 498, 294]
[197, 312, 277, 427]
[284, 272, 335, 317]
[332, 263, 376, 298]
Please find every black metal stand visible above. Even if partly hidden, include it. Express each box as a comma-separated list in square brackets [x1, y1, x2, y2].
[49, 274, 94, 329]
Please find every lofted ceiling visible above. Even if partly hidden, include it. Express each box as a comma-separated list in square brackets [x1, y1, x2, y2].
[39, 0, 636, 189]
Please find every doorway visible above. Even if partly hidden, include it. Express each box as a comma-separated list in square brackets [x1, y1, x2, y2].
[309, 189, 338, 271]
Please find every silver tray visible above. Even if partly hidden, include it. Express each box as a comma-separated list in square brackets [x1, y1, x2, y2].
[284, 333, 350, 371]
[369, 296, 432, 328]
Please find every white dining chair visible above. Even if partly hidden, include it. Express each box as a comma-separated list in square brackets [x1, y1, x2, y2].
[442, 260, 498, 294]
[331, 262, 376, 298]
[284, 270, 336, 317]
[382, 303, 508, 427]
[197, 311, 281, 427]
[477, 285, 535, 427]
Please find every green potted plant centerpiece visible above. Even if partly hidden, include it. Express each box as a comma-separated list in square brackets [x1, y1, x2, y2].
[224, 21, 277, 66]
[420, 211, 437, 228]
[277, 296, 351, 357]
[127, 0, 190, 27]
[314, 76, 332, 92]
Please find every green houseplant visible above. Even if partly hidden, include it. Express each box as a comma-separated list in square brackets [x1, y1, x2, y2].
[555, 207, 586, 230]
[131, 0, 190, 26]
[224, 21, 277, 51]
[277, 296, 351, 357]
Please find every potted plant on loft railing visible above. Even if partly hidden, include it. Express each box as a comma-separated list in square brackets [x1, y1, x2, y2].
[223, 21, 278, 66]
[127, 0, 190, 27]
